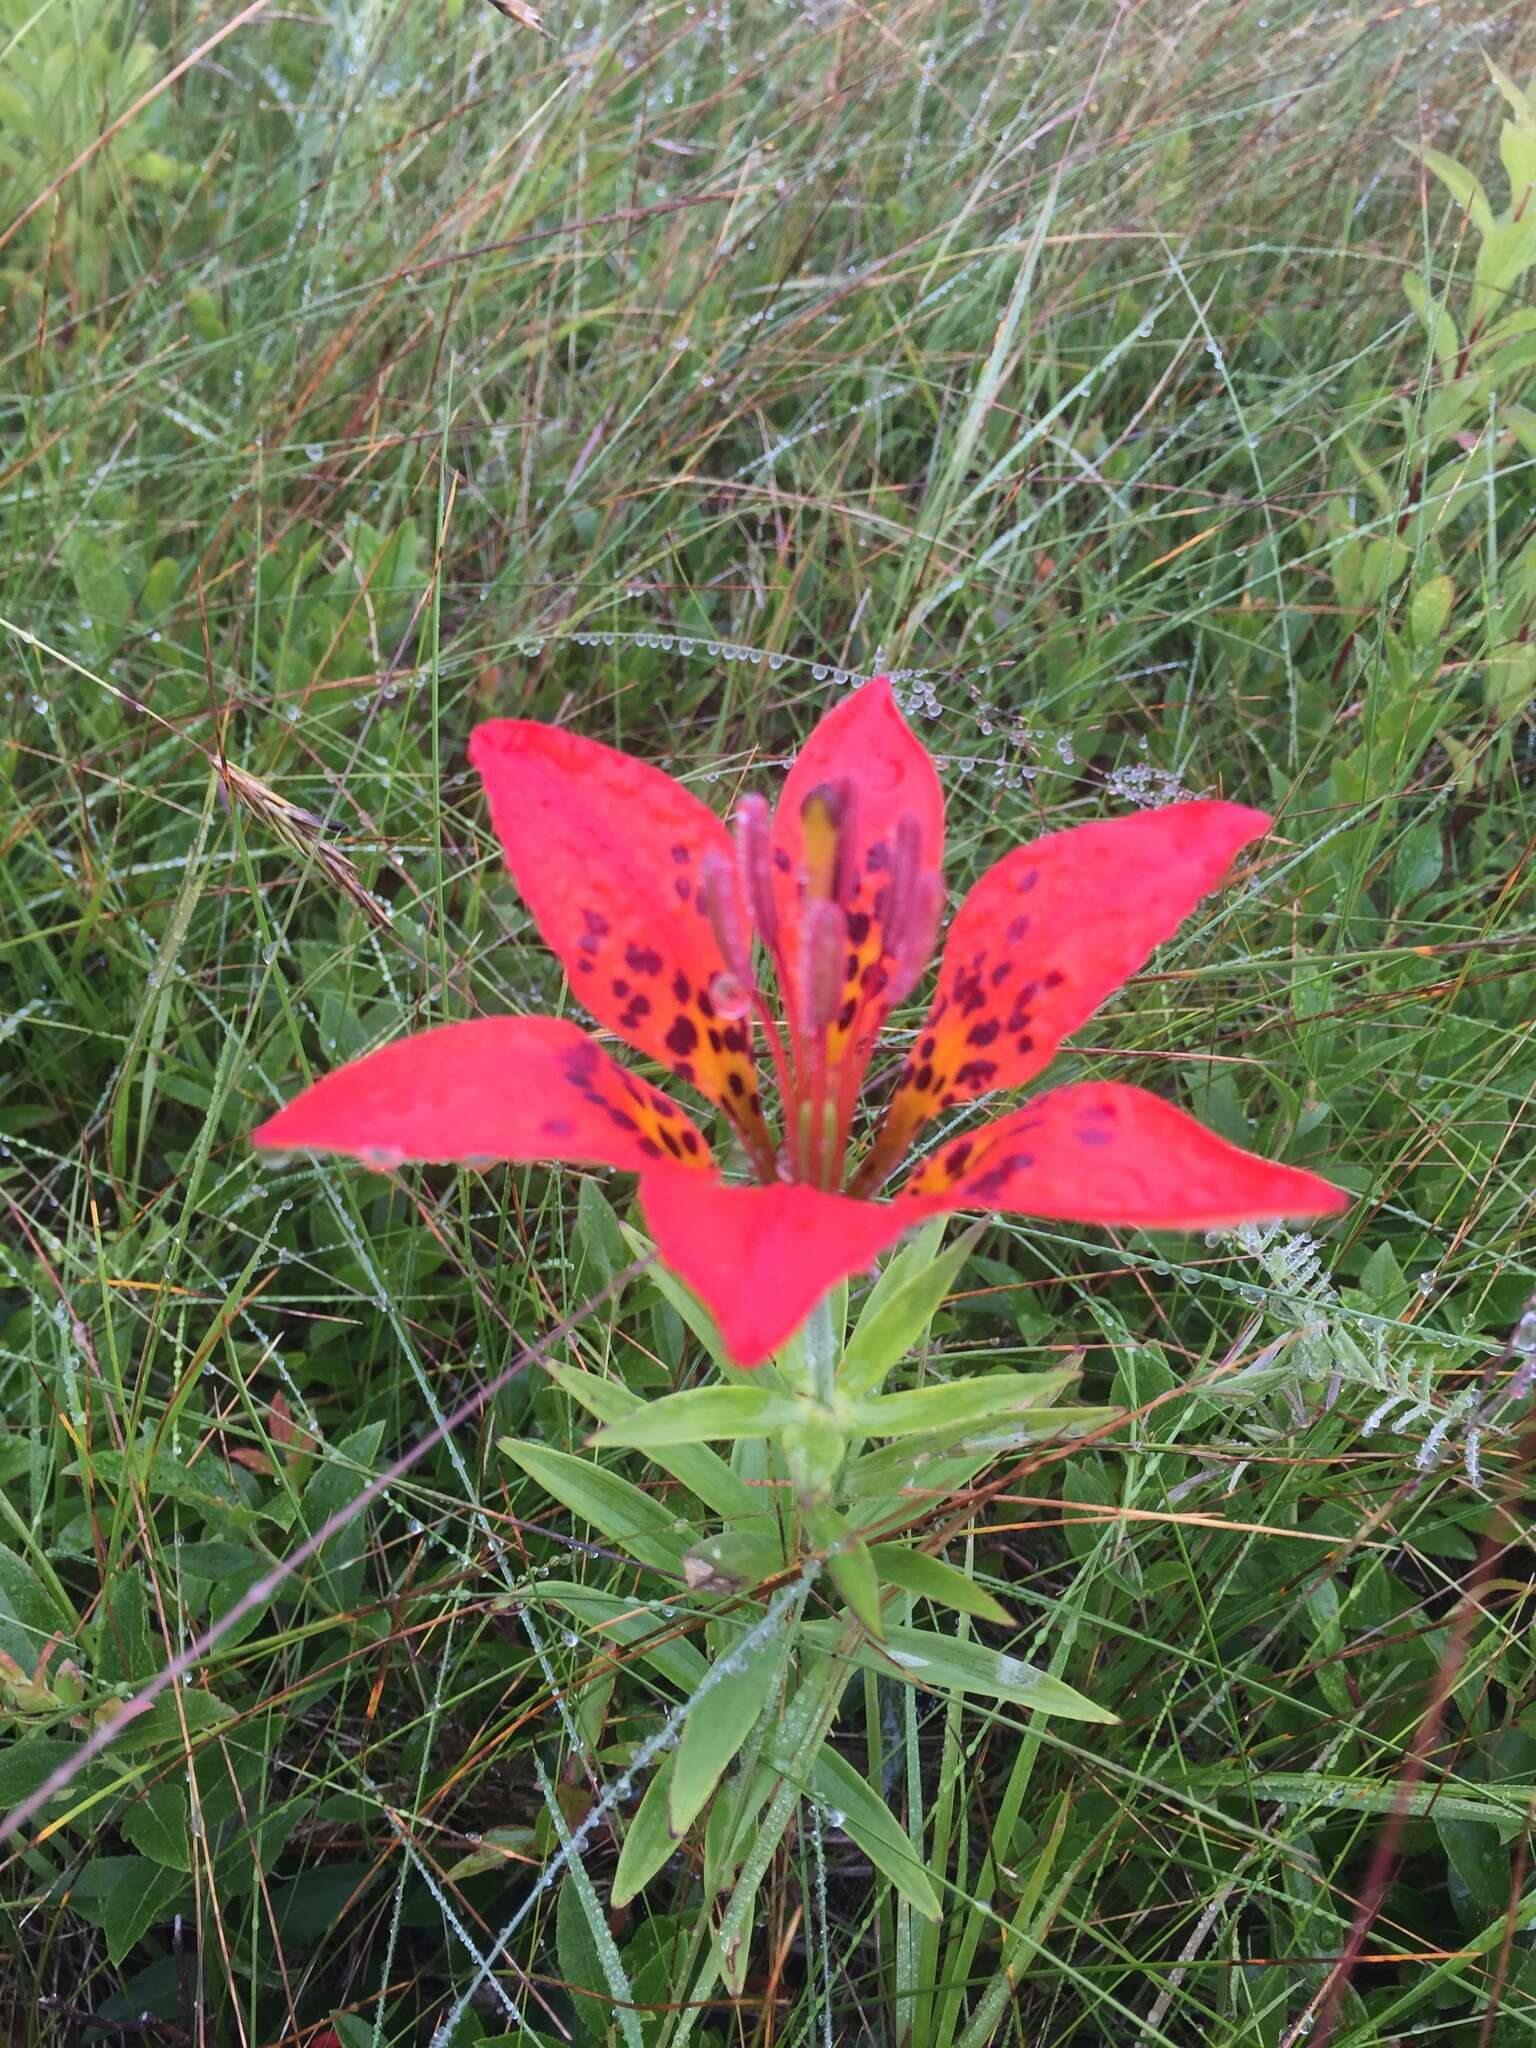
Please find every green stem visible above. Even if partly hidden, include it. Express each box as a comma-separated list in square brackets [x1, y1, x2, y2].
[803, 1291, 839, 1407]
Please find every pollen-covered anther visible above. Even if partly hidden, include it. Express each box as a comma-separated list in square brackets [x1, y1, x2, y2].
[801, 899, 848, 1034]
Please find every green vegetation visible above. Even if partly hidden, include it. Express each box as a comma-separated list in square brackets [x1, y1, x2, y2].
[3, 0, 1536, 2040]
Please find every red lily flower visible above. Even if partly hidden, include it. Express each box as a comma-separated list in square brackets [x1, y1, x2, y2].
[252, 679, 1346, 1365]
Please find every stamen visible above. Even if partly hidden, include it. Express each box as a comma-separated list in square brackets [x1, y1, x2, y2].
[801, 900, 847, 1033]
[883, 813, 941, 1005]
[700, 851, 752, 981]
[734, 794, 778, 949]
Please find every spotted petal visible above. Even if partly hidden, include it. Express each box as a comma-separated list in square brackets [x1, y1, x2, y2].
[770, 677, 945, 1073]
[470, 720, 771, 1170]
[252, 1016, 713, 1175]
[639, 1170, 915, 1366]
[902, 1082, 1348, 1229]
[864, 802, 1269, 1183]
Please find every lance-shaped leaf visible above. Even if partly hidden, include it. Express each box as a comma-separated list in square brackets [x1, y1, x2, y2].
[842, 1368, 1078, 1441]
[588, 1384, 800, 1451]
[803, 1619, 1115, 1721]
[671, 1623, 792, 1835]
[612, 1754, 681, 1908]
[519, 1583, 707, 1694]
[547, 1363, 758, 1522]
[810, 1745, 942, 1920]
[500, 1442, 691, 1575]
[869, 1545, 1013, 1626]
[839, 1221, 981, 1398]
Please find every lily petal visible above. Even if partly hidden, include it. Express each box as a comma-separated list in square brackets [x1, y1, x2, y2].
[771, 677, 945, 1072]
[865, 802, 1269, 1181]
[252, 1016, 713, 1176]
[901, 1082, 1348, 1229]
[470, 720, 772, 1169]
[639, 1169, 914, 1366]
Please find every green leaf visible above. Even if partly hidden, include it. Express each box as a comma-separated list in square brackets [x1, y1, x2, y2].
[682, 1528, 794, 1593]
[92, 1566, 151, 1685]
[547, 1364, 758, 1522]
[1401, 273, 1459, 369]
[576, 1177, 627, 1289]
[101, 1855, 186, 1964]
[843, 1369, 1075, 1440]
[299, 1422, 384, 1611]
[1422, 146, 1495, 234]
[557, 1869, 612, 2039]
[524, 1583, 708, 1693]
[0, 1544, 68, 1675]
[1408, 572, 1455, 646]
[810, 1746, 941, 1920]
[804, 1507, 885, 1637]
[612, 1753, 681, 1907]
[1357, 1241, 1412, 1317]
[109, 1687, 237, 1751]
[843, 1403, 1116, 1502]
[670, 1625, 789, 1835]
[119, 1779, 191, 1871]
[840, 1224, 980, 1397]
[588, 1385, 796, 1451]
[501, 1441, 691, 1574]
[1393, 821, 1443, 901]
[65, 1447, 271, 1532]
[0, 1736, 100, 1816]
[806, 1620, 1115, 1721]
[869, 1545, 1013, 1625]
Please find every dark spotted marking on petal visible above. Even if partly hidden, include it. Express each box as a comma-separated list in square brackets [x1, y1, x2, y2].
[625, 943, 663, 977]
[967, 1019, 1000, 1048]
[666, 1015, 699, 1056]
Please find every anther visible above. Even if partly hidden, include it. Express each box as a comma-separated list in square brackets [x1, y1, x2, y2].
[700, 852, 752, 981]
[734, 793, 778, 950]
[800, 900, 847, 1034]
[884, 814, 941, 1005]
